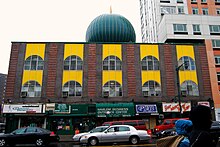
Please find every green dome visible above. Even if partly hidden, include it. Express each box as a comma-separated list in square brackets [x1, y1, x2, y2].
[86, 14, 136, 42]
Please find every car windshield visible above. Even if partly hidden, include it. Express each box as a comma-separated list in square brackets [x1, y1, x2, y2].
[89, 127, 108, 133]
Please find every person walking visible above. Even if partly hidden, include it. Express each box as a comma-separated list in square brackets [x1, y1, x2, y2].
[189, 105, 215, 147]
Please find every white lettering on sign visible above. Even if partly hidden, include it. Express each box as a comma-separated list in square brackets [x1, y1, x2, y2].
[3, 104, 44, 113]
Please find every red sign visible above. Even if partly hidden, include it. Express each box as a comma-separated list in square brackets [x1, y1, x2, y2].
[162, 103, 191, 112]
[198, 101, 210, 107]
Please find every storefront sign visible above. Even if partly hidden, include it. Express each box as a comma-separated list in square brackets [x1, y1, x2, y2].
[54, 104, 70, 113]
[71, 104, 88, 114]
[162, 103, 191, 112]
[45, 103, 55, 111]
[3, 104, 45, 113]
[136, 104, 157, 113]
[198, 101, 210, 107]
[96, 103, 135, 117]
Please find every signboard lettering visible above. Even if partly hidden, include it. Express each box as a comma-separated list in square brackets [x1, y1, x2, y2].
[162, 103, 191, 112]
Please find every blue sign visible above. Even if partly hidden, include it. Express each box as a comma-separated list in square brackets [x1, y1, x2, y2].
[136, 104, 157, 113]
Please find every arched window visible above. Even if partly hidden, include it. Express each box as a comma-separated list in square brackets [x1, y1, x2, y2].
[103, 56, 122, 70]
[62, 81, 82, 96]
[103, 81, 122, 97]
[21, 81, 41, 97]
[178, 56, 196, 71]
[24, 55, 44, 70]
[142, 80, 161, 96]
[141, 56, 159, 70]
[64, 55, 83, 70]
[180, 80, 199, 96]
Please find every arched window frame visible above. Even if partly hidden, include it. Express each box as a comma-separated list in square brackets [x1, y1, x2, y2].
[62, 81, 82, 97]
[141, 56, 159, 70]
[21, 81, 41, 97]
[64, 55, 83, 70]
[103, 56, 122, 70]
[142, 80, 161, 96]
[178, 56, 196, 71]
[180, 80, 199, 96]
[103, 81, 122, 97]
[24, 55, 44, 70]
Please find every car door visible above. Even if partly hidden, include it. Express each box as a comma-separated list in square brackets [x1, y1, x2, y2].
[24, 127, 38, 144]
[101, 127, 117, 143]
[115, 126, 131, 142]
[10, 128, 27, 144]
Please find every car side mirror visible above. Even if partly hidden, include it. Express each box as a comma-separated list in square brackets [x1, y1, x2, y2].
[104, 131, 107, 133]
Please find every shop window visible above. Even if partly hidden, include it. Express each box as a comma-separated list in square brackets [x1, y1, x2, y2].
[180, 80, 199, 96]
[103, 81, 122, 97]
[142, 80, 161, 97]
[24, 55, 44, 70]
[64, 55, 83, 70]
[62, 81, 82, 97]
[103, 55, 122, 70]
[141, 56, 159, 70]
[57, 118, 71, 131]
[20, 117, 44, 128]
[21, 81, 41, 97]
[178, 56, 196, 71]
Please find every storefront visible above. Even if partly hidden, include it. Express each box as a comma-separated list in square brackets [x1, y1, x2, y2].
[46, 103, 96, 135]
[96, 103, 135, 125]
[3, 104, 46, 133]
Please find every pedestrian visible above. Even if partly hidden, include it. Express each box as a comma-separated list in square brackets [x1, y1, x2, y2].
[189, 105, 215, 147]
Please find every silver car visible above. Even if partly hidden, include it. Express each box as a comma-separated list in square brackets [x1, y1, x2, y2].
[80, 125, 151, 146]
[72, 126, 108, 142]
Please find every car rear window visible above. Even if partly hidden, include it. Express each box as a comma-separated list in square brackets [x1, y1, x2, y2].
[138, 121, 145, 125]
[124, 121, 137, 126]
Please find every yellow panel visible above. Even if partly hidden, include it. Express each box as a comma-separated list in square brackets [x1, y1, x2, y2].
[140, 45, 159, 60]
[103, 44, 122, 60]
[141, 71, 161, 85]
[102, 71, 122, 85]
[25, 44, 45, 60]
[179, 71, 198, 85]
[22, 71, 43, 85]
[64, 44, 84, 60]
[62, 71, 83, 85]
[176, 45, 195, 60]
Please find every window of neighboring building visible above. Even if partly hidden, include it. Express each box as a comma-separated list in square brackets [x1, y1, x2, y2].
[180, 80, 199, 96]
[64, 55, 83, 70]
[141, 56, 159, 70]
[142, 80, 161, 96]
[178, 56, 196, 71]
[193, 24, 201, 35]
[215, 0, 220, 3]
[209, 25, 220, 35]
[24, 55, 44, 70]
[173, 24, 188, 34]
[103, 81, 122, 97]
[191, 0, 197, 3]
[217, 72, 220, 83]
[202, 8, 209, 15]
[178, 6, 184, 14]
[103, 56, 122, 70]
[177, 0, 183, 3]
[201, 0, 207, 3]
[62, 81, 82, 97]
[21, 81, 41, 97]
[192, 8, 199, 14]
[212, 40, 220, 48]
[161, 6, 176, 14]
[215, 56, 220, 64]
[216, 9, 220, 15]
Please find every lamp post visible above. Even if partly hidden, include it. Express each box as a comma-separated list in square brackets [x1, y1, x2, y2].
[176, 62, 188, 117]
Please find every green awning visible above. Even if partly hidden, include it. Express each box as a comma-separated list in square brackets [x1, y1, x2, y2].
[96, 103, 135, 117]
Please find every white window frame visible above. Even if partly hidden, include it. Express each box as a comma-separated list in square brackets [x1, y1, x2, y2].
[193, 24, 201, 33]
[201, 0, 207, 3]
[202, 8, 208, 15]
[173, 24, 187, 33]
[212, 40, 220, 48]
[178, 6, 184, 14]
[210, 25, 220, 33]
[215, 56, 220, 65]
[192, 8, 198, 14]
[216, 9, 220, 15]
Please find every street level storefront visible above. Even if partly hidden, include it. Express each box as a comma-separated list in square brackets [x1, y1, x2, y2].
[3, 104, 46, 133]
[96, 103, 135, 126]
[135, 104, 158, 130]
[46, 103, 96, 135]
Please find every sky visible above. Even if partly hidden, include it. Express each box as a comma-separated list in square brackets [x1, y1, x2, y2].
[0, 0, 141, 74]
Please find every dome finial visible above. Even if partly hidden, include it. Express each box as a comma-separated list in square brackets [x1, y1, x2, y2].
[110, 5, 112, 14]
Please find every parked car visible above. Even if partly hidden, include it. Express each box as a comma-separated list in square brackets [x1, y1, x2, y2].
[79, 125, 151, 146]
[0, 127, 59, 147]
[155, 127, 177, 138]
[72, 126, 108, 142]
[102, 120, 148, 130]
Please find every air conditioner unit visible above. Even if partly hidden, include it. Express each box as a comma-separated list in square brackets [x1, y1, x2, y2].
[143, 91, 148, 97]
[181, 91, 187, 97]
[21, 91, 27, 98]
[103, 91, 109, 98]
[62, 91, 68, 98]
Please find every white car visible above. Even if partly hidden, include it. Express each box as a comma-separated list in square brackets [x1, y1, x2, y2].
[80, 125, 151, 146]
[72, 126, 108, 142]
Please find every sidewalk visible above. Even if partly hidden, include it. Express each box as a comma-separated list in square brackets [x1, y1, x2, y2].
[59, 135, 73, 142]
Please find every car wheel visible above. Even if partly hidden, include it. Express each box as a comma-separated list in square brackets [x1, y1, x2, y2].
[35, 138, 44, 147]
[0, 139, 6, 147]
[130, 136, 139, 145]
[89, 137, 98, 146]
